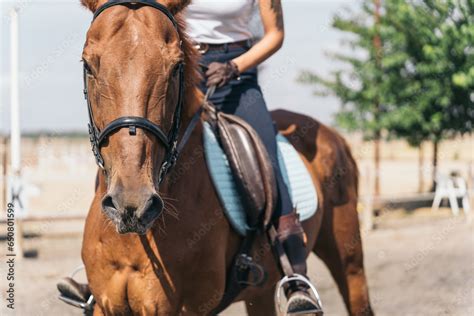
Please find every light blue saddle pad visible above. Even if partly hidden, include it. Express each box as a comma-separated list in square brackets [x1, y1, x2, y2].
[203, 122, 318, 236]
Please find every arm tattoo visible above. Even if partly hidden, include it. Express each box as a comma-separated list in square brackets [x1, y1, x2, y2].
[270, 0, 284, 31]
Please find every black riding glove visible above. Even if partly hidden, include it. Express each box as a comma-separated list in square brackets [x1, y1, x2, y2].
[205, 61, 240, 88]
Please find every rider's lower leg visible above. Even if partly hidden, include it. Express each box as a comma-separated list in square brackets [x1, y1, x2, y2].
[277, 211, 323, 315]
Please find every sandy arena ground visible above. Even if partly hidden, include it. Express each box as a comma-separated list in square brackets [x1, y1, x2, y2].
[0, 208, 472, 316]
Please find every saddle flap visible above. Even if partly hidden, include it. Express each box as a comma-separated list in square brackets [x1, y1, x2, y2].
[214, 111, 277, 229]
[218, 120, 265, 225]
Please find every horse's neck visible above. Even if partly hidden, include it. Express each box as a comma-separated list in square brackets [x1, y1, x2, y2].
[182, 87, 204, 124]
[157, 86, 232, 239]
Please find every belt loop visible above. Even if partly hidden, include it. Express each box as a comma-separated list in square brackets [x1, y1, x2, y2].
[194, 42, 209, 54]
[223, 43, 229, 53]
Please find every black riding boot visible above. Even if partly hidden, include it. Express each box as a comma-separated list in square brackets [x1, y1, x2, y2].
[278, 212, 323, 315]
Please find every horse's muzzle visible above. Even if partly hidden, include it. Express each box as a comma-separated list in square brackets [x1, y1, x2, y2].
[101, 192, 164, 235]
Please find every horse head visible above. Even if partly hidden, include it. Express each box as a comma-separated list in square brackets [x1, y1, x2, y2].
[81, 0, 197, 234]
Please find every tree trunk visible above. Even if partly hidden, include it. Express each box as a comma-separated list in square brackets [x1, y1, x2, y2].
[431, 140, 439, 191]
[418, 143, 424, 193]
[373, 0, 382, 197]
[374, 134, 381, 196]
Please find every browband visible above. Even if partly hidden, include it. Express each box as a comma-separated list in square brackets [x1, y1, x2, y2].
[93, 0, 178, 30]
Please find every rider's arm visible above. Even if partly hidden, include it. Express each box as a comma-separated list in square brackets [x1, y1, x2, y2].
[232, 0, 285, 73]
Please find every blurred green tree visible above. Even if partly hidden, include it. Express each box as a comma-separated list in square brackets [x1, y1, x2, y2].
[300, 0, 473, 192]
[382, 0, 473, 189]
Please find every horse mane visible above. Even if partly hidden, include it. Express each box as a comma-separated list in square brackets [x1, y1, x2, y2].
[175, 15, 201, 96]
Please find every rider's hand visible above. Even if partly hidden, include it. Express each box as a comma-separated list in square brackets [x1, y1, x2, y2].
[205, 61, 240, 88]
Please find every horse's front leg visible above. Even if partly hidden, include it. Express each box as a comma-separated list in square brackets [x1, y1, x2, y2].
[245, 288, 277, 316]
[92, 306, 105, 316]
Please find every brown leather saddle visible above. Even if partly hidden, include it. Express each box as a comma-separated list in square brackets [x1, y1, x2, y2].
[203, 101, 278, 231]
[203, 100, 300, 314]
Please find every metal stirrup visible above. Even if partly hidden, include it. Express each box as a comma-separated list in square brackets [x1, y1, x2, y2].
[274, 274, 323, 316]
[58, 265, 95, 314]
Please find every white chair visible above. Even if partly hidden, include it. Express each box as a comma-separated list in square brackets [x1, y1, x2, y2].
[432, 174, 471, 216]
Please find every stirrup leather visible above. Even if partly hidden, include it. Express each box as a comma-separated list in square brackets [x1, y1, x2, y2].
[274, 274, 323, 316]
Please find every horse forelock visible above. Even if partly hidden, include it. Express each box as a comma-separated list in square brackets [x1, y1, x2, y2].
[80, 0, 99, 11]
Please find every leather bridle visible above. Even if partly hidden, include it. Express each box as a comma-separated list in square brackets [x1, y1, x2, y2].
[84, 0, 199, 183]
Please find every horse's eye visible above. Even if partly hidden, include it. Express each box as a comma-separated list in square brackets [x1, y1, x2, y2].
[172, 63, 182, 77]
[83, 60, 94, 76]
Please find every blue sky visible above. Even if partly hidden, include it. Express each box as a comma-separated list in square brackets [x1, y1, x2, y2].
[0, 0, 356, 133]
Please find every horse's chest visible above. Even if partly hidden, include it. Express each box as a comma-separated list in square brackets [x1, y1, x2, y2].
[95, 263, 178, 314]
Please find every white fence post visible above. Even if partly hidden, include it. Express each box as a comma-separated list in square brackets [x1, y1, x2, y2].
[9, 7, 25, 258]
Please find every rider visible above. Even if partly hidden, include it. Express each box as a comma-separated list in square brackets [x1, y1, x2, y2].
[185, 1, 321, 314]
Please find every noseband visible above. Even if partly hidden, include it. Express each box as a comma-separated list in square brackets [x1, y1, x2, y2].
[84, 0, 192, 183]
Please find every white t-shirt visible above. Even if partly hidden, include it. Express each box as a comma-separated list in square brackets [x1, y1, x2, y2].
[185, 0, 255, 44]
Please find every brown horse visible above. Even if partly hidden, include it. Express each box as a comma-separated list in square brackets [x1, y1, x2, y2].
[80, 0, 373, 315]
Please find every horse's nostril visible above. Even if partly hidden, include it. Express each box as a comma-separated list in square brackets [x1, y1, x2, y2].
[102, 194, 118, 213]
[101, 192, 163, 230]
[149, 194, 164, 213]
[138, 194, 164, 223]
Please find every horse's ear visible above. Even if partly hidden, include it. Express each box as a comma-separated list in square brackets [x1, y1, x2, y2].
[80, 0, 102, 12]
[161, 0, 191, 15]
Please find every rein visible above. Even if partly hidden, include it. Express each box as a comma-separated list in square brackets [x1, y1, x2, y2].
[83, 0, 200, 184]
